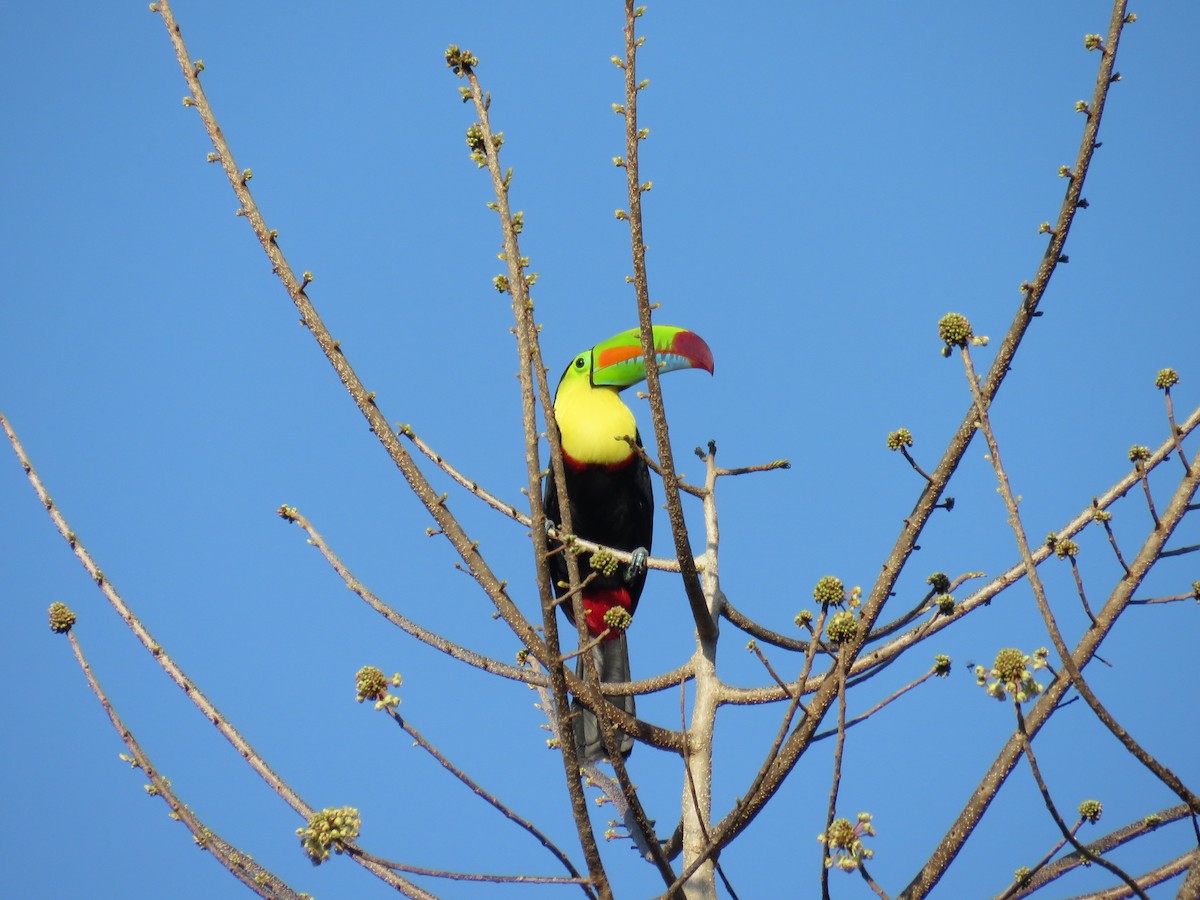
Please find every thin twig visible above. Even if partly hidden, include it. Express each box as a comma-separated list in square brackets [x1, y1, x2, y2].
[292, 505, 692, 698]
[722, 599, 809, 652]
[1014, 703, 1150, 900]
[63, 629, 307, 900]
[691, 14, 1147, 868]
[622, 434, 706, 499]
[891, 9, 1137, 893]
[457, 52, 636, 896]
[1128, 593, 1196, 606]
[994, 827, 1072, 900]
[619, 0, 716, 649]
[1054, 851, 1198, 900]
[3, 412, 435, 897]
[858, 862, 893, 900]
[152, 0, 551, 683]
[560, 629, 615, 663]
[900, 446, 933, 483]
[1004, 804, 1191, 898]
[405, 426, 686, 573]
[1133, 457, 1162, 529]
[384, 709, 593, 896]
[812, 668, 939, 742]
[962, 343, 1200, 815]
[734, 609, 828, 812]
[464, 49, 680, 890]
[819, 652, 850, 900]
[747, 642, 797, 698]
[719, 405, 1200, 708]
[868, 572, 984, 644]
[351, 848, 592, 886]
[283, 507, 538, 683]
[1159, 542, 1200, 559]
[714, 459, 791, 478]
[1065, 553, 1098, 627]
[1093, 499, 1131, 576]
[1163, 384, 1191, 475]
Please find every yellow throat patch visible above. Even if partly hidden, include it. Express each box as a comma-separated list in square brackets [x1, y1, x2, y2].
[554, 377, 638, 465]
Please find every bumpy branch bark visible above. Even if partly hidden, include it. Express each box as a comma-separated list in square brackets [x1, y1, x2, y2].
[3, 413, 432, 898]
[454, 50, 677, 890]
[618, 0, 717, 649]
[668, 2, 1136, 889]
[900, 425, 1199, 898]
[64, 629, 306, 900]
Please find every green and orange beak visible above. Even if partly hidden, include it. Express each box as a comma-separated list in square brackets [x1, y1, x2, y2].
[588, 325, 714, 390]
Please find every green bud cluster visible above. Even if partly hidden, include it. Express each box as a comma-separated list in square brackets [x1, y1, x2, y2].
[1083, 34, 1104, 50]
[826, 610, 858, 644]
[1155, 368, 1179, 389]
[603, 607, 633, 632]
[355, 666, 389, 703]
[825, 818, 855, 848]
[938, 313, 973, 348]
[794, 609, 814, 628]
[935, 595, 956, 616]
[813, 575, 845, 608]
[297, 806, 361, 864]
[1128, 445, 1151, 463]
[927, 572, 951, 593]
[48, 602, 76, 634]
[1054, 538, 1080, 559]
[465, 123, 486, 153]
[1078, 799, 1103, 823]
[886, 429, 913, 451]
[818, 812, 876, 872]
[1092, 508, 1112, 523]
[934, 654, 952, 677]
[445, 45, 478, 76]
[589, 548, 620, 577]
[977, 647, 1045, 704]
[993, 648, 1027, 683]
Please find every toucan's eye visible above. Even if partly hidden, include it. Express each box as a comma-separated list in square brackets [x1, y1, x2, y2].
[574, 356, 586, 369]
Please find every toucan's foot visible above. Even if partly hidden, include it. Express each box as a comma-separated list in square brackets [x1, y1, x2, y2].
[624, 547, 648, 582]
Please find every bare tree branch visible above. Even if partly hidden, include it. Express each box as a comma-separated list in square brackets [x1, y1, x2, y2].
[3, 412, 433, 896]
[59, 624, 307, 900]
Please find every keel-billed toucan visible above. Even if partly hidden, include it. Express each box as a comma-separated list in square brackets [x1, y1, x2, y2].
[544, 325, 713, 761]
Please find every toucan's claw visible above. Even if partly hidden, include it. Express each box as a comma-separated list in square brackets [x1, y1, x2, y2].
[625, 547, 648, 582]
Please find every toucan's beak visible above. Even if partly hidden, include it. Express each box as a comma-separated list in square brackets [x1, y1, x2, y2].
[591, 325, 714, 389]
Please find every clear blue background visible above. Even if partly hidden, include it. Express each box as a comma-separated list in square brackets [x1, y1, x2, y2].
[2, 2, 1197, 898]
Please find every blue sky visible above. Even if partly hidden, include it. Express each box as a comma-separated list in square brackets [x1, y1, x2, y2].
[2, 3, 1198, 898]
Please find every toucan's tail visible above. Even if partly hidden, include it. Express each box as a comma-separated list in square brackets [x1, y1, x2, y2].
[572, 635, 635, 762]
